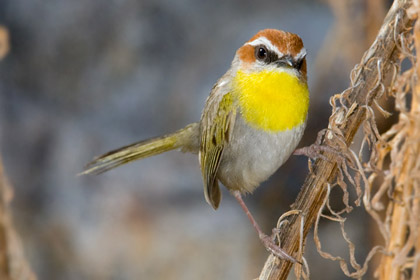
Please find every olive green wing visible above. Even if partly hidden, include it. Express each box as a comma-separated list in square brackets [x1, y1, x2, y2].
[200, 91, 236, 210]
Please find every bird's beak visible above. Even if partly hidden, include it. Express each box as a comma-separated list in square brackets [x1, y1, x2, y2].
[285, 56, 294, 67]
[276, 55, 295, 68]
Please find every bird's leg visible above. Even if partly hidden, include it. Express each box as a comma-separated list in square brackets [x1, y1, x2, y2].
[232, 190, 298, 263]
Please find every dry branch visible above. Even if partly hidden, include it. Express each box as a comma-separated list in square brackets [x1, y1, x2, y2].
[259, 0, 414, 279]
[0, 26, 9, 60]
[0, 159, 36, 280]
[374, 1, 420, 278]
[0, 26, 35, 280]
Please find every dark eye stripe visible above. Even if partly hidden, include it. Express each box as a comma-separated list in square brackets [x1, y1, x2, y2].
[254, 45, 279, 63]
[295, 58, 304, 70]
[253, 44, 305, 69]
[266, 51, 278, 63]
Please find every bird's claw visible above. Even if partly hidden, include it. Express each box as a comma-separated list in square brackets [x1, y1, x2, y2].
[259, 233, 301, 264]
[294, 143, 345, 163]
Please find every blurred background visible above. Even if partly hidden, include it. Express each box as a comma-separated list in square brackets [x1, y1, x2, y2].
[0, 0, 392, 279]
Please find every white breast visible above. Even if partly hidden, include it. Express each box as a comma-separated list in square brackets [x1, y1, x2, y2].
[218, 114, 306, 193]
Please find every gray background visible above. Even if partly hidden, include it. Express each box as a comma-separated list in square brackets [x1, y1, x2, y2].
[0, 0, 381, 279]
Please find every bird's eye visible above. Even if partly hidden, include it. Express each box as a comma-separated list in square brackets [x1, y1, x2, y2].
[255, 46, 268, 60]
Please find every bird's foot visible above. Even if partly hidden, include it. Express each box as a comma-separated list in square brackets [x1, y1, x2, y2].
[293, 144, 336, 162]
[259, 233, 300, 264]
[294, 142, 348, 166]
[294, 129, 345, 162]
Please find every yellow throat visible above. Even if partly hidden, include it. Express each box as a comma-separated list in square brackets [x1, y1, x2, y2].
[233, 69, 309, 132]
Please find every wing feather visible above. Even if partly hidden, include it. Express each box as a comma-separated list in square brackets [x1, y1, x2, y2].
[200, 88, 236, 209]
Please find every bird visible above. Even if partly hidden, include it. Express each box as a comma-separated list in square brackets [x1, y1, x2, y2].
[82, 29, 309, 263]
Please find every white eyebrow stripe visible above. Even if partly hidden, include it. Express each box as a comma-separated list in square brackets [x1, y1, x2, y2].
[246, 37, 284, 57]
[296, 48, 307, 60]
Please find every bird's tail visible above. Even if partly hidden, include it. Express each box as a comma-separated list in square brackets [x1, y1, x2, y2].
[81, 122, 199, 175]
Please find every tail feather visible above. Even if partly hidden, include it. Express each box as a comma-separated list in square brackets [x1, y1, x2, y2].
[81, 123, 199, 175]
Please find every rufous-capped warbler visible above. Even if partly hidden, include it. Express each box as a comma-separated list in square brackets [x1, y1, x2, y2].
[83, 29, 309, 263]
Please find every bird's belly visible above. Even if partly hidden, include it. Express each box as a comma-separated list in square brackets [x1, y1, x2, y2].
[218, 115, 306, 193]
